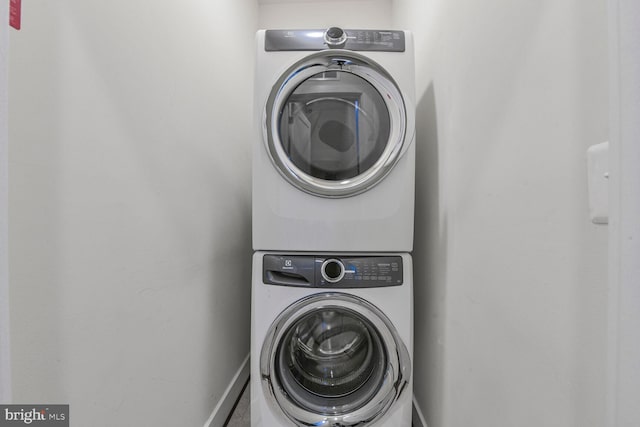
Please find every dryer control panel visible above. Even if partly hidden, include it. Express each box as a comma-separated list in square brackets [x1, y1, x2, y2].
[263, 254, 403, 288]
[265, 28, 405, 52]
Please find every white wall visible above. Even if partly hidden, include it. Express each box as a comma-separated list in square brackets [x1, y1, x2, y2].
[0, 0, 11, 404]
[8, 1, 256, 425]
[392, 1, 609, 426]
[258, 0, 391, 29]
[607, 0, 640, 425]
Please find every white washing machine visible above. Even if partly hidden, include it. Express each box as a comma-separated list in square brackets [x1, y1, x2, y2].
[253, 28, 416, 252]
[251, 252, 413, 426]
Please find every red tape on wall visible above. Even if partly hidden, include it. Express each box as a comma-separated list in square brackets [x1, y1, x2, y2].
[10, 0, 21, 30]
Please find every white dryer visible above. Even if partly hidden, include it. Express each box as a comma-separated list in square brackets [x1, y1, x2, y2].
[251, 252, 413, 426]
[253, 28, 416, 252]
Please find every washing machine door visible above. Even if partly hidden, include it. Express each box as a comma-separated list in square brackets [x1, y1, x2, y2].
[265, 51, 408, 198]
[260, 293, 411, 426]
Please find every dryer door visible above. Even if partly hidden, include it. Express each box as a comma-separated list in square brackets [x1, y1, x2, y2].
[260, 293, 411, 426]
[265, 51, 408, 198]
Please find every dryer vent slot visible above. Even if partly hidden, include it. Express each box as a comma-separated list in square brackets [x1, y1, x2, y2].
[265, 270, 311, 287]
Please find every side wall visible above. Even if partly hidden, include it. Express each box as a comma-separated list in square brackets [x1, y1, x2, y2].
[8, 1, 257, 425]
[392, 1, 609, 426]
[0, 0, 11, 404]
[607, 0, 640, 424]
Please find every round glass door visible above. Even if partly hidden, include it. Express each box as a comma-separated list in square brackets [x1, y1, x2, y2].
[279, 72, 390, 182]
[265, 51, 408, 198]
[276, 306, 386, 413]
[260, 293, 411, 426]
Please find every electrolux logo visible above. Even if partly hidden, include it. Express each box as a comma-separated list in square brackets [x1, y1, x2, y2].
[0, 405, 68, 427]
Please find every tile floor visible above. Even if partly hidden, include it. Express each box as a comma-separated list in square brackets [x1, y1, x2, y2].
[225, 381, 250, 427]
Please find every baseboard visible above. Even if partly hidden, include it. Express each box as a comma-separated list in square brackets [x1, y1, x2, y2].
[203, 353, 250, 427]
[412, 395, 428, 427]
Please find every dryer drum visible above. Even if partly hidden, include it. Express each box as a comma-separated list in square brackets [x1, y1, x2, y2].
[282, 86, 390, 181]
[318, 119, 355, 153]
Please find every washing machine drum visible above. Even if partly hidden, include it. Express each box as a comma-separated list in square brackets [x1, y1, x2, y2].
[265, 51, 409, 198]
[260, 293, 411, 426]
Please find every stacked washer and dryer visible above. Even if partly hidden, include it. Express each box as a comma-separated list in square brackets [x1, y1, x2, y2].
[251, 27, 416, 427]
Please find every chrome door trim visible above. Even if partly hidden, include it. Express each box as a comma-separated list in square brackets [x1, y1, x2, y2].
[260, 292, 411, 427]
[264, 51, 408, 198]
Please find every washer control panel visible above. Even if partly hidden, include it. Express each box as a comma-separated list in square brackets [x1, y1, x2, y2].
[263, 254, 403, 288]
[265, 28, 405, 52]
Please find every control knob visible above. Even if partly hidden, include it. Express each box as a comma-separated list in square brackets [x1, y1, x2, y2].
[321, 258, 346, 283]
[324, 27, 347, 48]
